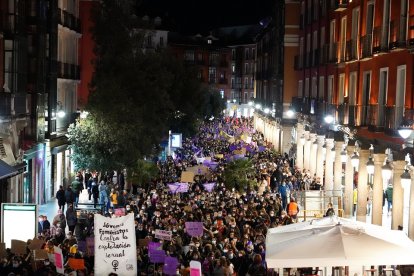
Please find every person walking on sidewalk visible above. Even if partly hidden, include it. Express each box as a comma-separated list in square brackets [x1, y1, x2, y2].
[71, 177, 81, 207]
[65, 186, 74, 208]
[91, 180, 100, 208]
[66, 204, 77, 233]
[55, 185, 66, 212]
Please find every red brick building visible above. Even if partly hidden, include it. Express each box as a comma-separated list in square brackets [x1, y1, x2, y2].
[294, 0, 414, 138]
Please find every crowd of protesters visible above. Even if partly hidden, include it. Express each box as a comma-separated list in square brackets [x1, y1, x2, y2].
[2, 117, 326, 276]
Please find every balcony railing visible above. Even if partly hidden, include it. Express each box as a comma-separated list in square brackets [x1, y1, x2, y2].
[345, 39, 358, 61]
[372, 26, 388, 54]
[389, 17, 407, 49]
[384, 106, 405, 135]
[57, 61, 80, 80]
[58, 8, 81, 32]
[329, 0, 348, 11]
[360, 34, 373, 59]
[367, 104, 385, 131]
[328, 43, 337, 63]
[408, 15, 414, 46]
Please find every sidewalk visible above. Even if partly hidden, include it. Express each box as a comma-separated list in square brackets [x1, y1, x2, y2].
[39, 189, 91, 220]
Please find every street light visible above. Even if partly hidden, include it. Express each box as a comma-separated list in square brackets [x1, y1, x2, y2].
[401, 168, 411, 191]
[286, 109, 295, 118]
[264, 108, 270, 114]
[331, 146, 336, 160]
[324, 115, 334, 124]
[57, 101, 66, 118]
[366, 157, 375, 175]
[340, 149, 348, 163]
[351, 151, 359, 168]
[248, 101, 253, 106]
[381, 160, 393, 181]
[255, 104, 261, 110]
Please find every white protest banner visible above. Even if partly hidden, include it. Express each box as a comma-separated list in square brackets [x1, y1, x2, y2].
[94, 213, 137, 276]
[54, 246, 64, 275]
[155, 229, 172, 241]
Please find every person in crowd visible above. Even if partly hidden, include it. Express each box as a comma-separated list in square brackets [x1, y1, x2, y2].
[52, 209, 67, 231]
[71, 177, 82, 207]
[287, 197, 299, 222]
[325, 202, 335, 217]
[66, 204, 77, 233]
[91, 179, 100, 208]
[56, 185, 66, 212]
[65, 185, 75, 208]
[386, 183, 393, 215]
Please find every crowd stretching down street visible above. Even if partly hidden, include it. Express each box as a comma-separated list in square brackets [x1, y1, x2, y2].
[2, 117, 324, 276]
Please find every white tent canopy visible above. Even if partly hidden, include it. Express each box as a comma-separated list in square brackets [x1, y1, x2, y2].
[266, 216, 414, 268]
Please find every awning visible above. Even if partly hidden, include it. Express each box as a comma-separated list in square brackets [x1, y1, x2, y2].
[0, 160, 19, 180]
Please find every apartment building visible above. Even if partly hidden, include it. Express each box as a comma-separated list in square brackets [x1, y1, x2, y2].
[294, 0, 414, 137]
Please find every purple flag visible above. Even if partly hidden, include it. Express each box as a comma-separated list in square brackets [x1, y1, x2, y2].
[150, 249, 166, 263]
[149, 242, 162, 253]
[229, 145, 238, 151]
[258, 146, 266, 152]
[203, 183, 216, 192]
[185, 222, 204, 237]
[233, 154, 245, 160]
[205, 162, 218, 170]
[164, 256, 179, 275]
[167, 183, 189, 193]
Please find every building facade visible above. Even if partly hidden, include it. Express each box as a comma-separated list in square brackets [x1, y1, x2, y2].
[294, 0, 414, 136]
[169, 33, 231, 99]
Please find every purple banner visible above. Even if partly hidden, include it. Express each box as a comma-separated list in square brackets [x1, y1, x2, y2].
[203, 183, 216, 192]
[258, 145, 266, 152]
[164, 256, 179, 275]
[233, 154, 246, 160]
[167, 183, 189, 193]
[150, 249, 166, 263]
[229, 145, 238, 151]
[149, 242, 162, 253]
[185, 222, 204, 237]
[77, 241, 86, 253]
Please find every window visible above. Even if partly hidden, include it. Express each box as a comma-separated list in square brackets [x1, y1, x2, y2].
[208, 67, 216, 83]
[327, 75, 334, 104]
[232, 49, 236, 60]
[159, 36, 164, 47]
[232, 64, 235, 73]
[209, 53, 219, 65]
[349, 72, 357, 105]
[220, 90, 224, 99]
[340, 16, 347, 61]
[252, 48, 255, 59]
[245, 48, 250, 59]
[250, 77, 254, 89]
[319, 76, 324, 99]
[147, 35, 153, 47]
[311, 77, 317, 98]
[197, 53, 203, 62]
[305, 78, 310, 97]
[298, 80, 303, 98]
[184, 50, 194, 61]
[338, 74, 345, 104]
[320, 27, 325, 47]
[244, 77, 248, 89]
[245, 63, 249, 74]
[231, 77, 235, 88]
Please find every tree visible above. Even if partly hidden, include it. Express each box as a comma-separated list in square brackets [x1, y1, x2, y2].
[223, 159, 257, 192]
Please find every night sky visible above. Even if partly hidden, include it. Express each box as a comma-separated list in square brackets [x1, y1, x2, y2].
[139, 0, 274, 34]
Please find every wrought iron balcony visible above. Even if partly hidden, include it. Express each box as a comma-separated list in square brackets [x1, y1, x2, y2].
[372, 26, 388, 54]
[345, 39, 358, 62]
[57, 61, 80, 80]
[389, 17, 408, 49]
[360, 35, 373, 59]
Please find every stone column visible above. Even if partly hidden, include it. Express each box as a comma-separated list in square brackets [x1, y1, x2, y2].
[325, 138, 335, 195]
[409, 170, 414, 240]
[333, 141, 344, 197]
[296, 123, 304, 170]
[356, 149, 369, 222]
[372, 153, 385, 226]
[281, 125, 292, 155]
[309, 133, 317, 177]
[303, 131, 311, 171]
[275, 127, 281, 153]
[344, 145, 355, 218]
[392, 160, 405, 230]
[316, 135, 325, 184]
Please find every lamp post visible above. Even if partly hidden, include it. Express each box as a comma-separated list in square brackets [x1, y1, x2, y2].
[401, 158, 412, 235]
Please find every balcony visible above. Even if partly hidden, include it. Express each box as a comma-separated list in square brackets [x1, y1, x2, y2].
[389, 17, 407, 50]
[57, 61, 80, 80]
[360, 35, 373, 59]
[0, 93, 12, 116]
[367, 104, 385, 131]
[58, 8, 81, 33]
[311, 49, 320, 67]
[328, 43, 338, 63]
[329, 0, 348, 11]
[294, 55, 303, 70]
[345, 39, 357, 62]
[372, 26, 388, 54]
[408, 15, 414, 47]
[384, 106, 405, 136]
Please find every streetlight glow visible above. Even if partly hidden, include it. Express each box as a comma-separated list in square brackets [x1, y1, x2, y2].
[351, 152, 359, 168]
[286, 109, 295, 118]
[324, 115, 334, 124]
[382, 160, 393, 181]
[366, 157, 375, 175]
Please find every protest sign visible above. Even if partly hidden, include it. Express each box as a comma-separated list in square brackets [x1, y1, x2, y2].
[215, 153, 224, 159]
[190, 261, 202, 276]
[28, 238, 45, 251]
[11, 239, 27, 255]
[33, 249, 48, 260]
[114, 208, 126, 216]
[164, 256, 179, 275]
[86, 237, 94, 256]
[185, 222, 204, 237]
[54, 246, 64, 275]
[94, 213, 137, 275]
[148, 242, 165, 263]
[68, 258, 85, 270]
[155, 229, 172, 241]
[180, 171, 195, 183]
[183, 206, 192, 212]
[203, 183, 216, 192]
[167, 183, 189, 194]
